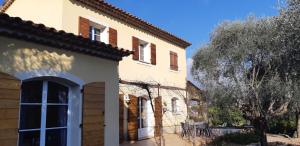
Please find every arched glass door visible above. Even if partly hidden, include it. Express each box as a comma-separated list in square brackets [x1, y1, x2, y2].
[19, 80, 69, 146]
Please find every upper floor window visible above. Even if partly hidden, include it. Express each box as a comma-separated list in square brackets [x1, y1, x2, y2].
[132, 36, 156, 65]
[89, 26, 103, 42]
[170, 51, 178, 71]
[89, 22, 108, 43]
[79, 17, 117, 47]
[139, 40, 150, 63]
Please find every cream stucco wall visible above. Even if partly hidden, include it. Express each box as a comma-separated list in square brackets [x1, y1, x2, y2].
[5, 0, 64, 30]
[0, 36, 120, 146]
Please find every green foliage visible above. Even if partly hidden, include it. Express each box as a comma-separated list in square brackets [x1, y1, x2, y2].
[208, 106, 246, 127]
[268, 115, 296, 137]
[209, 132, 260, 146]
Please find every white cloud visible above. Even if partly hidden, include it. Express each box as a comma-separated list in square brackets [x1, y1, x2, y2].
[186, 58, 203, 89]
[186, 57, 194, 80]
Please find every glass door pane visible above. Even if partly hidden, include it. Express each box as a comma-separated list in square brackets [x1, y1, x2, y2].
[19, 105, 41, 129]
[45, 128, 67, 146]
[46, 105, 68, 128]
[47, 81, 68, 104]
[21, 81, 43, 103]
[19, 130, 40, 146]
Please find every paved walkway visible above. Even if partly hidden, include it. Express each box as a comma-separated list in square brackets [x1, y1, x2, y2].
[120, 134, 206, 146]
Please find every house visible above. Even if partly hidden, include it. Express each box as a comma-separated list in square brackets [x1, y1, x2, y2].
[0, 12, 131, 146]
[1, 0, 191, 145]
[186, 81, 207, 122]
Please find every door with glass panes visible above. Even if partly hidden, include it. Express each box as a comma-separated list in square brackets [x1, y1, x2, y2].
[18, 80, 70, 146]
[137, 97, 154, 140]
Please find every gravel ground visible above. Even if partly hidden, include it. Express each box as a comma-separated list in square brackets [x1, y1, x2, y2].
[120, 133, 300, 146]
[267, 134, 300, 146]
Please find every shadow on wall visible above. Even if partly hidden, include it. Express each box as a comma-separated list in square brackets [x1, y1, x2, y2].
[0, 38, 74, 74]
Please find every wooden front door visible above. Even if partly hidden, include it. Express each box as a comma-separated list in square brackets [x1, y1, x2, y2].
[83, 82, 105, 146]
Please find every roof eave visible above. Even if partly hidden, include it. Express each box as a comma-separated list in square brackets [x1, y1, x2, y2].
[0, 0, 15, 13]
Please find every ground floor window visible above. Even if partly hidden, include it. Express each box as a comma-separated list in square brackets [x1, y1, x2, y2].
[172, 97, 178, 113]
[19, 80, 69, 146]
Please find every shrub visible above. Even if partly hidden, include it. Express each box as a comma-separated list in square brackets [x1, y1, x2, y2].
[209, 132, 260, 146]
[268, 115, 296, 137]
[208, 106, 246, 127]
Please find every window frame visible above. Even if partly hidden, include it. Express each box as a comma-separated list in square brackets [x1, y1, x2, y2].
[138, 40, 151, 64]
[171, 97, 179, 114]
[90, 26, 102, 42]
[18, 80, 71, 146]
[89, 21, 108, 44]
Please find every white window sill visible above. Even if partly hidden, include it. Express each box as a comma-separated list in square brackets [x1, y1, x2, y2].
[169, 68, 181, 73]
[136, 60, 153, 67]
[90, 39, 108, 45]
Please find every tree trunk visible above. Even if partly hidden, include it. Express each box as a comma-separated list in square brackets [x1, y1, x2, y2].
[259, 127, 268, 146]
[297, 113, 300, 138]
[253, 118, 268, 146]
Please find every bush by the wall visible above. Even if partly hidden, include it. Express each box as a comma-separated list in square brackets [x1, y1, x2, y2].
[209, 132, 260, 146]
[267, 115, 296, 137]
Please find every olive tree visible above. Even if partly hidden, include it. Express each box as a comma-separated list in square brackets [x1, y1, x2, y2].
[192, 17, 293, 145]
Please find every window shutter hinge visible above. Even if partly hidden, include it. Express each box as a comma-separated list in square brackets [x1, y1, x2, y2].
[81, 89, 84, 93]
[79, 124, 83, 128]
